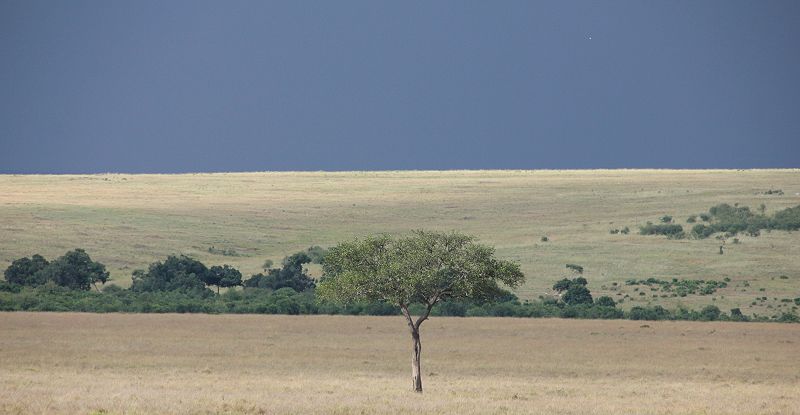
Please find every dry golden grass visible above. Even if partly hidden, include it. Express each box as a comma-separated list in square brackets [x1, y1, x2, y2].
[1, 169, 800, 313]
[0, 312, 798, 414]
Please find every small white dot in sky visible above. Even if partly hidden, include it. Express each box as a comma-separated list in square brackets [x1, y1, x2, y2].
[588, 36, 592, 40]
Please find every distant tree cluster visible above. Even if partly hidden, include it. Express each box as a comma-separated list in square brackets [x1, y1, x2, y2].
[130, 255, 243, 295]
[690, 203, 800, 239]
[243, 252, 315, 291]
[4, 249, 109, 291]
[637, 203, 800, 240]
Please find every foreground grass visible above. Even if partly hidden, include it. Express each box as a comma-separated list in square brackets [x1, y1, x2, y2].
[0, 313, 798, 414]
[1, 170, 800, 314]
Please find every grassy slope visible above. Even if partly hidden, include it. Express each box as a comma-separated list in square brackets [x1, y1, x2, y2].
[1, 313, 798, 414]
[1, 169, 799, 314]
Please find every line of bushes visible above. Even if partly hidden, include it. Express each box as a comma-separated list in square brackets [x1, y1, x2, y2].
[2, 250, 797, 323]
[3, 282, 797, 322]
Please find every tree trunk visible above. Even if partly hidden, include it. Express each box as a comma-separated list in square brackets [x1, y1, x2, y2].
[411, 328, 423, 392]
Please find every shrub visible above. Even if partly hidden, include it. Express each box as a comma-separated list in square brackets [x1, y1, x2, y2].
[661, 215, 673, 223]
[700, 305, 722, 321]
[563, 285, 593, 305]
[595, 296, 616, 307]
[687, 215, 697, 223]
[565, 264, 584, 274]
[628, 306, 671, 321]
[207, 246, 240, 256]
[691, 224, 715, 239]
[639, 222, 684, 239]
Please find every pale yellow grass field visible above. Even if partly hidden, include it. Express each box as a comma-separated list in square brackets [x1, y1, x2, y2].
[1, 170, 800, 313]
[0, 313, 798, 414]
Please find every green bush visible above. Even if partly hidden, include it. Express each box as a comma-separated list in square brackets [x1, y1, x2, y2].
[700, 305, 722, 321]
[639, 222, 685, 239]
[594, 296, 616, 307]
[628, 305, 671, 321]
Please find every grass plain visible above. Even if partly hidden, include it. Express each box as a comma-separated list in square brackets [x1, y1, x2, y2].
[0, 312, 798, 414]
[1, 169, 799, 313]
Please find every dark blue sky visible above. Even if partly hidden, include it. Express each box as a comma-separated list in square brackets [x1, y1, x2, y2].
[1, 1, 798, 173]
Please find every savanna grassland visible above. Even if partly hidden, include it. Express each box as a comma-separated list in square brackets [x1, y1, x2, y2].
[1, 313, 798, 414]
[2, 170, 799, 313]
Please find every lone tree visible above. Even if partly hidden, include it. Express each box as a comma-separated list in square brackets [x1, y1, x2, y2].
[318, 230, 524, 393]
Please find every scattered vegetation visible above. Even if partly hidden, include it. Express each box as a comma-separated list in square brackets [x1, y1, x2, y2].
[624, 278, 727, 296]
[207, 246, 241, 257]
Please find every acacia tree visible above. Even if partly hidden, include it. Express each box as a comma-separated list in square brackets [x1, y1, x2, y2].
[318, 230, 524, 393]
[207, 265, 243, 294]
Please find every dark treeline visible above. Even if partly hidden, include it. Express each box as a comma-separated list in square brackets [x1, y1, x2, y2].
[1, 248, 798, 323]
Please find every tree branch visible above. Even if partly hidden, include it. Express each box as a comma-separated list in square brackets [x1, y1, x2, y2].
[414, 297, 438, 329]
[399, 303, 416, 332]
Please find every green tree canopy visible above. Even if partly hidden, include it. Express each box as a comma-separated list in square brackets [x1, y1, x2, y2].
[131, 255, 210, 295]
[4, 254, 50, 286]
[34, 249, 109, 291]
[208, 264, 243, 293]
